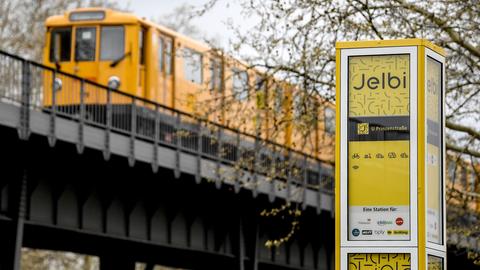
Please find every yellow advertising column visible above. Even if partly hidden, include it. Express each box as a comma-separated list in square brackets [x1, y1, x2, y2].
[335, 39, 447, 270]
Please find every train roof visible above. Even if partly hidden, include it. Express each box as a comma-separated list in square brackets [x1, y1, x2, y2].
[45, 8, 211, 52]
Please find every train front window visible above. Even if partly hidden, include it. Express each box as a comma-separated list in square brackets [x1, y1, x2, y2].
[49, 28, 72, 62]
[100, 26, 124, 61]
[75, 27, 96, 61]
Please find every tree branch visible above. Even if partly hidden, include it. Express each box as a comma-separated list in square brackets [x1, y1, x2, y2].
[393, 0, 480, 59]
[447, 143, 480, 158]
[446, 120, 480, 141]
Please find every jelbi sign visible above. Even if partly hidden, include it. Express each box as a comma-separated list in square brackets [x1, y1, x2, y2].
[348, 54, 411, 242]
[335, 39, 446, 270]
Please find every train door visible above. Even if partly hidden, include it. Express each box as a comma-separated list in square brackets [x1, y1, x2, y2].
[138, 27, 147, 97]
[157, 33, 174, 107]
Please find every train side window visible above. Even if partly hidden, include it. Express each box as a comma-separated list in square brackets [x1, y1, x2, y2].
[447, 161, 456, 181]
[274, 87, 283, 112]
[461, 167, 467, 188]
[255, 76, 266, 109]
[100, 26, 124, 61]
[469, 170, 476, 192]
[209, 58, 222, 91]
[50, 28, 72, 62]
[139, 28, 146, 65]
[157, 37, 164, 72]
[165, 38, 173, 75]
[293, 94, 304, 119]
[183, 48, 203, 84]
[232, 69, 248, 101]
[75, 27, 96, 61]
[209, 59, 216, 90]
[324, 107, 335, 135]
[255, 76, 264, 91]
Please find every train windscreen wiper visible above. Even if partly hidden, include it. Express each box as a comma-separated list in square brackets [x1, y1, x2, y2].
[110, 51, 131, 68]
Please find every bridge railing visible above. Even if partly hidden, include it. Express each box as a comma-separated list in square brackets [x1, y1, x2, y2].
[0, 49, 334, 198]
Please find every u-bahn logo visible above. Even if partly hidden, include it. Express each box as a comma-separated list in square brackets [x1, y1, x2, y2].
[357, 123, 369, 135]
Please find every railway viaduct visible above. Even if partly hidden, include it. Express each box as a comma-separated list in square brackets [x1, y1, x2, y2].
[0, 50, 335, 270]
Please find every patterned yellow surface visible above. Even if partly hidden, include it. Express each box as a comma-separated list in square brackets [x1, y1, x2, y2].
[348, 253, 411, 270]
[427, 255, 443, 270]
[349, 55, 410, 117]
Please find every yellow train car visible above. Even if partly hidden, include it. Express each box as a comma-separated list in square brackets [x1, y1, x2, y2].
[42, 8, 334, 163]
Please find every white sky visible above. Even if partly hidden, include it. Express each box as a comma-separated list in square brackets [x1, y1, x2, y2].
[114, 0, 250, 47]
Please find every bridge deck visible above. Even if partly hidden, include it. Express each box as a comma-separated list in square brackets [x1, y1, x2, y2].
[0, 50, 335, 270]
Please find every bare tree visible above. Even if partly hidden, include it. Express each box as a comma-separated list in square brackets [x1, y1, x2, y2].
[192, 0, 480, 256]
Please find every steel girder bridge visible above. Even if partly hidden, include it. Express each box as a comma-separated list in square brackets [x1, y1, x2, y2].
[0, 50, 335, 270]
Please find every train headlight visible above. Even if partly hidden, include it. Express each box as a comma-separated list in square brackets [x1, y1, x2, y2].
[107, 76, 121, 89]
[53, 78, 62, 92]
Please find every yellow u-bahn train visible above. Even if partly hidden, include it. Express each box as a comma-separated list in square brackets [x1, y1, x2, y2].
[42, 8, 335, 162]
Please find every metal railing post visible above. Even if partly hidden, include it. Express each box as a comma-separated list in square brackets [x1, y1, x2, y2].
[317, 163, 322, 214]
[302, 155, 308, 210]
[18, 60, 31, 140]
[151, 104, 159, 173]
[48, 71, 56, 146]
[234, 132, 241, 193]
[195, 118, 202, 184]
[103, 88, 111, 160]
[268, 150, 276, 203]
[76, 79, 85, 154]
[174, 111, 181, 179]
[215, 127, 222, 189]
[286, 150, 292, 205]
[252, 137, 259, 197]
[129, 98, 136, 167]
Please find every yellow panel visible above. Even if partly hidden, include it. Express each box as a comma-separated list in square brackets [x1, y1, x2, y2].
[427, 144, 440, 209]
[348, 253, 411, 270]
[426, 56, 443, 244]
[347, 54, 410, 241]
[426, 58, 441, 120]
[335, 47, 341, 270]
[349, 55, 410, 117]
[349, 140, 409, 206]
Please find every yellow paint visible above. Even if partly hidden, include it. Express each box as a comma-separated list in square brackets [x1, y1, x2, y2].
[426, 53, 443, 244]
[349, 55, 410, 117]
[427, 145, 440, 210]
[335, 47, 341, 270]
[336, 39, 447, 270]
[348, 253, 411, 270]
[336, 39, 445, 57]
[42, 7, 336, 162]
[348, 54, 410, 209]
[349, 140, 410, 206]
[417, 45, 426, 270]
[426, 58, 441, 121]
